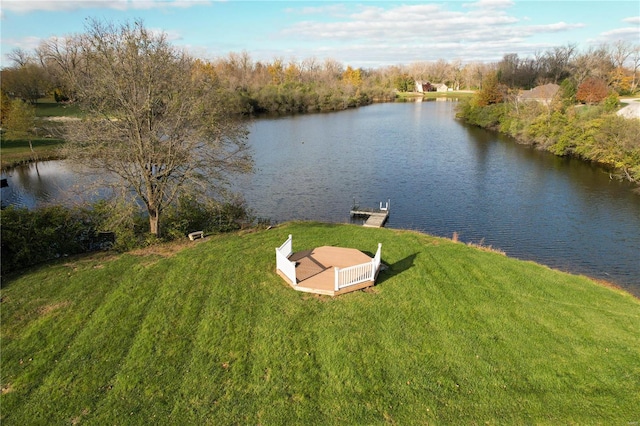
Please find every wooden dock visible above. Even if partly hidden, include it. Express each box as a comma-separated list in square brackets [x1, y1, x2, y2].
[350, 200, 390, 228]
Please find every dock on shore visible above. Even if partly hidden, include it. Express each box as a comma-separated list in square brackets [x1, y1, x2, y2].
[350, 200, 390, 228]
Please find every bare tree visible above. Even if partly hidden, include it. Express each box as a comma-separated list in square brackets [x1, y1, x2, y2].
[540, 44, 577, 83]
[300, 57, 321, 83]
[609, 41, 634, 69]
[630, 45, 640, 93]
[37, 35, 86, 102]
[59, 19, 252, 236]
[8, 48, 33, 67]
[571, 45, 613, 84]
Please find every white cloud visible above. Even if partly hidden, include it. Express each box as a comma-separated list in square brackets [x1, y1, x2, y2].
[284, 4, 347, 16]
[599, 26, 640, 42]
[589, 16, 640, 44]
[275, 1, 592, 67]
[462, 0, 515, 10]
[1, 0, 211, 14]
[525, 22, 586, 33]
[1, 35, 43, 52]
[282, 2, 521, 44]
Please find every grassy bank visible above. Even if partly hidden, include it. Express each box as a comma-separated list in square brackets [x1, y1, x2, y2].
[1, 100, 74, 169]
[1, 222, 639, 424]
[396, 91, 474, 101]
[0, 137, 65, 169]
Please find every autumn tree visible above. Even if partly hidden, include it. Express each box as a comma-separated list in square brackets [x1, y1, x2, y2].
[576, 77, 610, 104]
[55, 19, 252, 236]
[3, 99, 37, 155]
[475, 72, 505, 106]
[267, 58, 284, 84]
[342, 66, 362, 87]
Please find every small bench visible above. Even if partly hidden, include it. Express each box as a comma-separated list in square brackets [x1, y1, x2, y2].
[188, 231, 204, 241]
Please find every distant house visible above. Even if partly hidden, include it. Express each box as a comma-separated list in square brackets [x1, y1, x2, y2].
[519, 83, 560, 105]
[415, 81, 433, 93]
[415, 81, 448, 93]
[434, 83, 448, 92]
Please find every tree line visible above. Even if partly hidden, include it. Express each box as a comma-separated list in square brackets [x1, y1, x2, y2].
[457, 65, 640, 186]
[3, 36, 638, 114]
[1, 19, 638, 273]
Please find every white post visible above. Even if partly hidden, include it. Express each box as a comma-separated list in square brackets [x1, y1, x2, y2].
[334, 267, 339, 292]
[373, 243, 382, 278]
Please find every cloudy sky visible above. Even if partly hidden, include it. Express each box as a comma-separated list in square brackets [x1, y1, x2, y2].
[1, 0, 639, 69]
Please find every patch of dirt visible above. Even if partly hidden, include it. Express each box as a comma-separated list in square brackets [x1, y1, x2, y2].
[62, 252, 121, 271]
[301, 293, 332, 302]
[71, 408, 90, 425]
[130, 239, 196, 258]
[1, 383, 13, 395]
[43, 116, 81, 122]
[38, 301, 71, 316]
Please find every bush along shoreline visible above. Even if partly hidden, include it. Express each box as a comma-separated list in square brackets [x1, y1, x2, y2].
[456, 92, 640, 188]
[0, 197, 256, 276]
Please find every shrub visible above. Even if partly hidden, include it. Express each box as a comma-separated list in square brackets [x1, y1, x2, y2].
[576, 77, 610, 105]
[162, 196, 253, 239]
[1, 205, 97, 274]
[602, 92, 620, 112]
[0, 196, 255, 275]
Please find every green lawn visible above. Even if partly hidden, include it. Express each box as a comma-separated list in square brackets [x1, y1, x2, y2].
[1, 222, 639, 424]
[1, 100, 75, 168]
[396, 91, 475, 100]
[35, 100, 83, 118]
[0, 137, 65, 169]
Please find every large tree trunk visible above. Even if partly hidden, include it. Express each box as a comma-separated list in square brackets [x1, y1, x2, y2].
[149, 208, 160, 237]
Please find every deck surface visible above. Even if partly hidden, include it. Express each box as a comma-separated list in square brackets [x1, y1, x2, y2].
[350, 209, 389, 228]
[280, 246, 376, 296]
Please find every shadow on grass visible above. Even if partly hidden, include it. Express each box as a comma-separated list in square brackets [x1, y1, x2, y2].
[376, 253, 418, 285]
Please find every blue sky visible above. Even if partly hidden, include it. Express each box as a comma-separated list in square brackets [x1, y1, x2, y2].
[1, 0, 639, 69]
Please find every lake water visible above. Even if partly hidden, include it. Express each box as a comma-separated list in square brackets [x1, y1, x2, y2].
[2, 100, 639, 296]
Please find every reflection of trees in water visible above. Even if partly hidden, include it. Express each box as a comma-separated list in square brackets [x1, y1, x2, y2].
[1, 161, 116, 209]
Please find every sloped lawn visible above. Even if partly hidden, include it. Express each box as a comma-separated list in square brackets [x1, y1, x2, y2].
[2, 222, 639, 424]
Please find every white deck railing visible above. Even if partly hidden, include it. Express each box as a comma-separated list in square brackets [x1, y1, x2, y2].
[372, 242, 382, 275]
[276, 236, 382, 293]
[335, 243, 382, 291]
[275, 235, 296, 285]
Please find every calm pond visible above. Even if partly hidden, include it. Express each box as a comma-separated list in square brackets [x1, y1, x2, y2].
[2, 101, 640, 296]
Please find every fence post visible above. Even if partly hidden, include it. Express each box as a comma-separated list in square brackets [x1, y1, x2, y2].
[334, 267, 339, 292]
[371, 259, 375, 280]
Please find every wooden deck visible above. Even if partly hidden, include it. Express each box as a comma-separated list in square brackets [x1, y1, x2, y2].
[277, 246, 376, 296]
[350, 209, 389, 228]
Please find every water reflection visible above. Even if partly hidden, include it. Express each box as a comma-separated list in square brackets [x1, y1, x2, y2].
[2, 102, 639, 296]
[1, 162, 114, 208]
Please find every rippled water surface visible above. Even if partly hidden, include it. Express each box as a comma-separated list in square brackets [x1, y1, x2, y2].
[2, 101, 639, 295]
[237, 101, 640, 295]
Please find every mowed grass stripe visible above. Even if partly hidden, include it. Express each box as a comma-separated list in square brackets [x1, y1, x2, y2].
[89, 251, 217, 421]
[1, 223, 639, 424]
[3, 255, 167, 423]
[0, 255, 137, 415]
[168, 231, 325, 424]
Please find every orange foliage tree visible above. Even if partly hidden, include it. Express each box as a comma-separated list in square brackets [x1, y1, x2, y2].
[576, 77, 610, 104]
